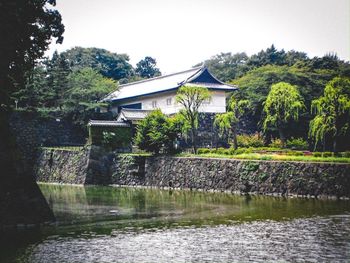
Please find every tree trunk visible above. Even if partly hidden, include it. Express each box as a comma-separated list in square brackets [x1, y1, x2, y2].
[232, 128, 238, 150]
[191, 127, 197, 154]
[278, 127, 286, 148]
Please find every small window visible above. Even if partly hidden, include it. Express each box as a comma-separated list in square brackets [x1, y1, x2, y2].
[203, 98, 211, 105]
[152, 100, 157, 108]
[166, 98, 172, 105]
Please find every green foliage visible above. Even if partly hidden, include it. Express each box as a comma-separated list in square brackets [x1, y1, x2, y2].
[62, 47, 133, 80]
[236, 133, 264, 148]
[89, 126, 131, 150]
[263, 82, 305, 146]
[176, 86, 211, 153]
[195, 52, 249, 81]
[286, 137, 309, 150]
[63, 68, 116, 126]
[214, 96, 251, 149]
[134, 110, 180, 154]
[135, 56, 161, 78]
[269, 138, 283, 148]
[309, 77, 350, 152]
[1, 0, 64, 107]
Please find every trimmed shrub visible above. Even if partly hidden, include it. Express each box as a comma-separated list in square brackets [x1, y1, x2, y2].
[340, 151, 350, 158]
[313, 152, 322, 157]
[285, 151, 304, 156]
[236, 133, 264, 148]
[322, 152, 333, 157]
[269, 138, 283, 148]
[286, 137, 309, 150]
[197, 148, 210, 154]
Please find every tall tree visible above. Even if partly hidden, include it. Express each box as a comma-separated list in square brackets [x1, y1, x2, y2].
[175, 86, 211, 153]
[309, 77, 350, 152]
[195, 52, 249, 81]
[0, 0, 64, 225]
[62, 47, 133, 80]
[135, 56, 161, 78]
[63, 67, 117, 128]
[214, 97, 250, 149]
[263, 82, 305, 147]
[46, 51, 71, 108]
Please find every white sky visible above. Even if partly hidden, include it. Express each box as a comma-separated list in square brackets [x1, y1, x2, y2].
[48, 0, 350, 74]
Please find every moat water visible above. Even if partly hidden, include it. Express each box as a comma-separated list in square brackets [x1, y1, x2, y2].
[1, 184, 350, 262]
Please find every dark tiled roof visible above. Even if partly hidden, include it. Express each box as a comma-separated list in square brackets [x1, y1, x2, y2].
[88, 120, 130, 127]
[103, 66, 237, 102]
[117, 109, 152, 121]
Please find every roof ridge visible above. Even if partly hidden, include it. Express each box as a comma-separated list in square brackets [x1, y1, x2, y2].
[119, 66, 203, 88]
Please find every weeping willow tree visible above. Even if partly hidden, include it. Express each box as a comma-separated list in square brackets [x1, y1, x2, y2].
[214, 97, 250, 149]
[263, 82, 305, 147]
[309, 77, 350, 152]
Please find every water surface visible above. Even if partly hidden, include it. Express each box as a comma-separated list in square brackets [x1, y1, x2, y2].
[1, 184, 350, 262]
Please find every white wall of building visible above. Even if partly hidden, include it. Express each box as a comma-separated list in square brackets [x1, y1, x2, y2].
[111, 90, 228, 115]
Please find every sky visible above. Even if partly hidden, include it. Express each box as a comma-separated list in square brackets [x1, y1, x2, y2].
[48, 0, 350, 74]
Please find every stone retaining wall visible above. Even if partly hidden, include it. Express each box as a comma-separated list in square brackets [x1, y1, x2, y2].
[144, 157, 350, 198]
[35, 149, 350, 198]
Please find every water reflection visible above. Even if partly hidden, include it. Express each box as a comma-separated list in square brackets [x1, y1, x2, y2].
[39, 183, 350, 228]
[1, 184, 350, 263]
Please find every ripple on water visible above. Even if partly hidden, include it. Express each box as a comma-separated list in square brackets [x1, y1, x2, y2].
[25, 216, 350, 263]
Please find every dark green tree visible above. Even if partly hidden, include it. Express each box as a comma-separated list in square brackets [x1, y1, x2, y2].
[45, 51, 71, 108]
[0, 0, 64, 225]
[62, 47, 133, 80]
[195, 52, 249, 81]
[63, 68, 117, 128]
[135, 56, 161, 78]
[134, 110, 169, 154]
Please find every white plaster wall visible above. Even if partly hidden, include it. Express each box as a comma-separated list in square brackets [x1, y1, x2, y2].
[111, 90, 228, 115]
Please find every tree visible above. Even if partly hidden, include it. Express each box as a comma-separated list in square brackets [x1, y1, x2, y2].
[195, 52, 249, 81]
[0, 0, 64, 107]
[263, 82, 305, 147]
[214, 97, 250, 149]
[134, 110, 171, 154]
[63, 68, 117, 128]
[175, 86, 211, 153]
[45, 51, 71, 108]
[0, 0, 64, 225]
[62, 47, 133, 80]
[135, 56, 161, 78]
[309, 77, 350, 152]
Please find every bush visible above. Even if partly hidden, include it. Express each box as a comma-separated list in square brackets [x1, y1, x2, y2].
[234, 148, 253, 155]
[236, 133, 264, 148]
[322, 152, 333, 157]
[269, 138, 283, 148]
[197, 148, 210, 154]
[313, 152, 322, 157]
[285, 151, 304, 156]
[286, 137, 309, 150]
[216, 147, 226, 155]
[340, 151, 350, 158]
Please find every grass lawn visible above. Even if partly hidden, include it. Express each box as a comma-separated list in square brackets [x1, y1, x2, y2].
[179, 152, 350, 163]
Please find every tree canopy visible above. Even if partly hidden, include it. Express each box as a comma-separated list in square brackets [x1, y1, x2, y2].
[176, 86, 211, 153]
[135, 56, 161, 79]
[309, 77, 350, 152]
[0, 0, 64, 106]
[263, 82, 305, 146]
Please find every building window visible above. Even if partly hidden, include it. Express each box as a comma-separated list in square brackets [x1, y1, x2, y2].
[166, 98, 172, 105]
[152, 100, 157, 108]
[203, 97, 211, 105]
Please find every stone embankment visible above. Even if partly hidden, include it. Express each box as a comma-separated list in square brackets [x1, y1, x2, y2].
[36, 147, 350, 198]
